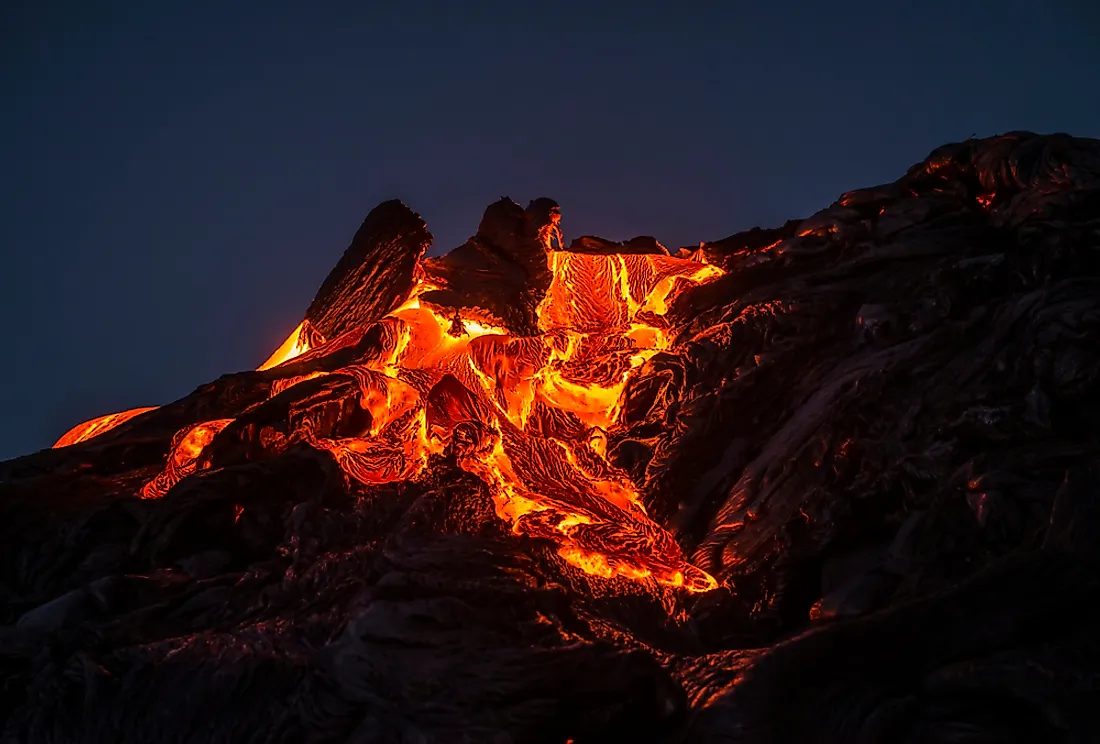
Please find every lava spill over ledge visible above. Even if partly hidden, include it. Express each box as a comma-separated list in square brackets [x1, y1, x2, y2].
[53, 200, 724, 592]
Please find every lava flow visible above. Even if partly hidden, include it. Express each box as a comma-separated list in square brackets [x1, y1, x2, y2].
[257, 319, 327, 371]
[53, 406, 158, 448]
[54, 244, 723, 592]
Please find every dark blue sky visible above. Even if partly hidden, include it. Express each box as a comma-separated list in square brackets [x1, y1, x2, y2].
[2, 1, 1098, 459]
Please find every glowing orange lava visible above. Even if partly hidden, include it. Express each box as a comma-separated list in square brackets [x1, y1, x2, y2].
[258, 319, 325, 370]
[273, 250, 724, 591]
[53, 407, 158, 448]
[65, 246, 723, 592]
[140, 419, 234, 499]
[51, 320, 325, 451]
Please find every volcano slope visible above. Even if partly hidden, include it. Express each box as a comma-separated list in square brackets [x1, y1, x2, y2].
[3, 131, 1100, 743]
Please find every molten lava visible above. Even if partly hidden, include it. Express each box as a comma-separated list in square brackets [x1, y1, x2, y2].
[53, 407, 158, 448]
[58, 248, 723, 592]
[52, 321, 323, 452]
[258, 320, 325, 371]
[140, 419, 234, 499]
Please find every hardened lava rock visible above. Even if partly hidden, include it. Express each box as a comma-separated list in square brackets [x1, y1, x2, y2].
[3, 131, 1100, 743]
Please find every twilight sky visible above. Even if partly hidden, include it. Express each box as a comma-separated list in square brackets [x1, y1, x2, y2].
[2, 1, 1099, 459]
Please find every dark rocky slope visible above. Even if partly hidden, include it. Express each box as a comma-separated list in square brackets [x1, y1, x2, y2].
[2, 131, 1100, 743]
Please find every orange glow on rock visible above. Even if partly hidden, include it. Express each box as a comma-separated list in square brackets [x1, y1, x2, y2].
[140, 419, 234, 499]
[53, 406, 158, 448]
[302, 249, 723, 591]
[258, 320, 325, 371]
[129, 248, 722, 591]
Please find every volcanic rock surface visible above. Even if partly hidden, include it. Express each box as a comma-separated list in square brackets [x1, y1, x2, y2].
[4, 131, 1100, 743]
